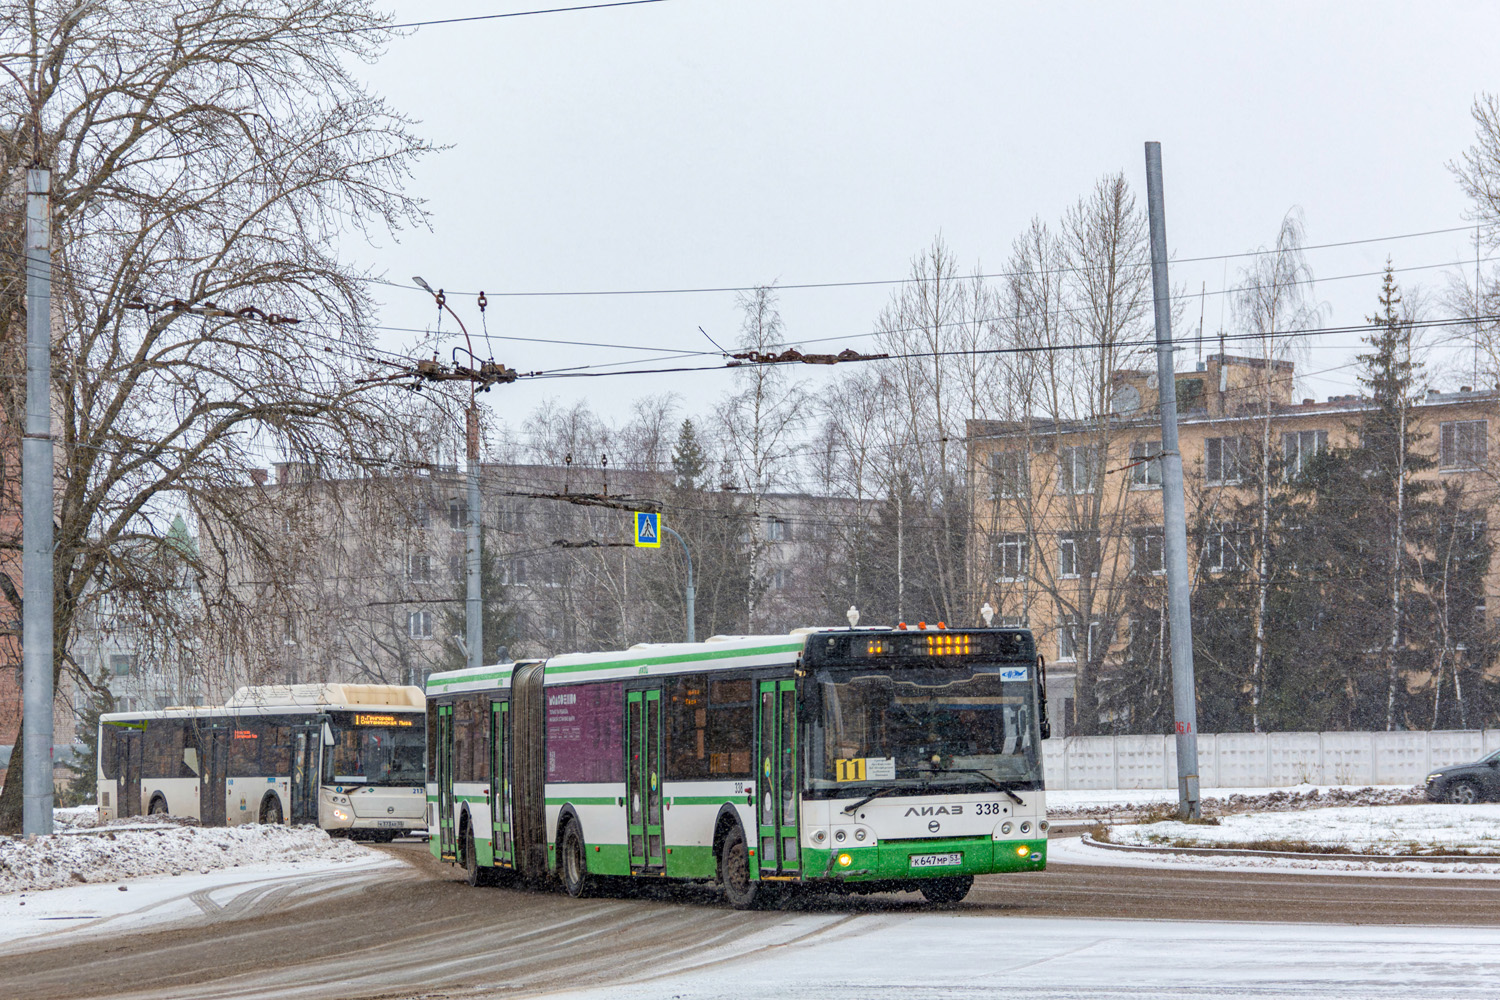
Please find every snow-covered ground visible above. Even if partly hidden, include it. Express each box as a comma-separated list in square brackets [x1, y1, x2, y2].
[543, 913, 1500, 1000]
[1050, 832, 1500, 877]
[1047, 783, 1421, 816]
[1108, 802, 1500, 854]
[1, 821, 375, 895]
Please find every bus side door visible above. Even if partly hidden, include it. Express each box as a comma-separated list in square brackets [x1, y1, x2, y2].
[437, 703, 457, 860]
[756, 678, 800, 877]
[118, 728, 143, 817]
[490, 700, 513, 867]
[200, 726, 229, 826]
[289, 724, 320, 825]
[625, 687, 665, 871]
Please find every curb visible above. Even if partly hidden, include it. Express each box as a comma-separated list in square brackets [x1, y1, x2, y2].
[1078, 833, 1500, 865]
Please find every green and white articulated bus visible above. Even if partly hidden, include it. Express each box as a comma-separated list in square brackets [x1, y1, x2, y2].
[99, 683, 428, 839]
[425, 625, 1050, 907]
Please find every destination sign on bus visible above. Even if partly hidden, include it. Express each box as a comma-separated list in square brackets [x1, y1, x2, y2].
[354, 713, 414, 727]
[813, 629, 1034, 663]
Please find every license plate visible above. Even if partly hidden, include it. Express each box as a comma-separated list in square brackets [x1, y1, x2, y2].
[376, 819, 404, 828]
[909, 852, 962, 868]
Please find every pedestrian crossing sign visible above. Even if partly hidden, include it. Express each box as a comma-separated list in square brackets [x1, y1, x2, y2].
[634, 511, 662, 548]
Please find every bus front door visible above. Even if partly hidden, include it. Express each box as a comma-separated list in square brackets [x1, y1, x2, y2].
[491, 700, 513, 867]
[118, 729, 143, 817]
[757, 679, 800, 877]
[289, 726, 320, 825]
[201, 728, 229, 826]
[625, 688, 665, 871]
[437, 703, 457, 861]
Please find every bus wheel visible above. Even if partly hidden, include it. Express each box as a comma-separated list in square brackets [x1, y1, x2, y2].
[561, 821, 592, 898]
[148, 796, 168, 816]
[919, 875, 973, 905]
[260, 795, 283, 826]
[464, 823, 494, 887]
[718, 825, 760, 910]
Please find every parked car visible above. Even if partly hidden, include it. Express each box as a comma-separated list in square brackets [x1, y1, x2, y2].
[1425, 749, 1500, 803]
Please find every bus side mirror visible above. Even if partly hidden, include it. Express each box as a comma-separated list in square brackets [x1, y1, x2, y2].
[1039, 720, 1052, 740]
[322, 722, 335, 747]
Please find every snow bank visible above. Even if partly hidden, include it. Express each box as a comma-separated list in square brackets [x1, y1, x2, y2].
[1048, 783, 1424, 817]
[1109, 802, 1500, 854]
[53, 805, 101, 831]
[0, 823, 374, 895]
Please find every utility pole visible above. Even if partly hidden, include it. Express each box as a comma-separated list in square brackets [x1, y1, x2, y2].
[413, 277, 486, 672]
[22, 165, 54, 837]
[466, 405, 482, 671]
[662, 526, 695, 643]
[1144, 142, 1201, 821]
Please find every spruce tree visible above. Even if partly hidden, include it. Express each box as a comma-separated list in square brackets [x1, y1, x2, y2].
[672, 419, 708, 492]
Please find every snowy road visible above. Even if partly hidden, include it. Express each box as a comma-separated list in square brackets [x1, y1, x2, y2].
[5, 840, 1500, 999]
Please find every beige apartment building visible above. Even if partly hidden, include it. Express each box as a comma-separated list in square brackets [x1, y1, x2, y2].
[969, 354, 1498, 735]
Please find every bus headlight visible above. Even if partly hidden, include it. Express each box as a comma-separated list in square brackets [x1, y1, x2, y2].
[837, 853, 853, 868]
[854, 828, 867, 842]
[332, 808, 350, 822]
[811, 828, 827, 844]
[1016, 845, 1030, 857]
[834, 829, 847, 843]
[1001, 822, 1012, 835]
[1020, 821, 1030, 835]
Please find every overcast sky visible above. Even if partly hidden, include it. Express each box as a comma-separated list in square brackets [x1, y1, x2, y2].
[354, 1, 1500, 445]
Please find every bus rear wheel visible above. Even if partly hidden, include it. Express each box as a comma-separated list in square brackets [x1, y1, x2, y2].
[260, 796, 283, 826]
[561, 821, 592, 898]
[718, 825, 761, 910]
[919, 875, 973, 905]
[148, 796, 168, 816]
[463, 823, 495, 887]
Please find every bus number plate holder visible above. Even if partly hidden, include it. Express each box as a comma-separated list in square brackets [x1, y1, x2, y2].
[909, 852, 962, 868]
[376, 820, 404, 828]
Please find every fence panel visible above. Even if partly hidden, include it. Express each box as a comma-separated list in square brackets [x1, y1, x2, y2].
[1268, 732, 1323, 785]
[1214, 733, 1269, 788]
[1114, 735, 1167, 788]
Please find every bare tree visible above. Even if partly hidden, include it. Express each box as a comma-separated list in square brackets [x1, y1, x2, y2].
[0, 1, 434, 830]
[1230, 210, 1321, 730]
[716, 285, 804, 630]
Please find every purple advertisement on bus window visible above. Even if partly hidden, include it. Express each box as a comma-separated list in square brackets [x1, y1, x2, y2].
[546, 682, 623, 782]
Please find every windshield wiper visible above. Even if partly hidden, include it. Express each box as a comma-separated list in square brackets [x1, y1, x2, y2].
[923, 764, 1024, 804]
[841, 785, 905, 815]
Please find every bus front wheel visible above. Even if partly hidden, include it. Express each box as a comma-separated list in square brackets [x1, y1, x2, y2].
[718, 825, 761, 910]
[919, 875, 973, 905]
[560, 821, 592, 898]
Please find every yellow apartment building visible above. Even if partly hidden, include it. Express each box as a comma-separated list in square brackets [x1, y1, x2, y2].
[968, 354, 1498, 735]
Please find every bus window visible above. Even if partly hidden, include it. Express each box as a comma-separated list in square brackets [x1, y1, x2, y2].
[328, 715, 425, 785]
[261, 724, 293, 776]
[228, 721, 264, 775]
[545, 682, 623, 783]
[666, 674, 709, 779]
[99, 724, 119, 780]
[456, 695, 489, 783]
[707, 679, 754, 777]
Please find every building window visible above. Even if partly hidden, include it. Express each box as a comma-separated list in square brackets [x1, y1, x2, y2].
[414, 498, 431, 529]
[1129, 440, 1162, 488]
[997, 533, 1028, 581]
[766, 518, 791, 542]
[769, 568, 788, 590]
[408, 611, 434, 640]
[1057, 444, 1098, 494]
[110, 653, 134, 676]
[1203, 523, 1249, 573]
[1057, 613, 1102, 663]
[504, 558, 527, 586]
[1205, 437, 1243, 485]
[990, 450, 1027, 498]
[1440, 420, 1488, 469]
[1057, 532, 1097, 579]
[448, 500, 463, 530]
[1132, 528, 1165, 575]
[1281, 429, 1328, 479]
[408, 553, 432, 582]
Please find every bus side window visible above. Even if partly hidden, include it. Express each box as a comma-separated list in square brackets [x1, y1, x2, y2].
[666, 674, 709, 780]
[100, 724, 119, 780]
[426, 700, 438, 781]
[143, 720, 185, 780]
[707, 678, 754, 777]
[228, 719, 264, 775]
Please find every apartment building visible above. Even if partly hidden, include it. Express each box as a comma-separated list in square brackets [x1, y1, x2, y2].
[969, 354, 1498, 735]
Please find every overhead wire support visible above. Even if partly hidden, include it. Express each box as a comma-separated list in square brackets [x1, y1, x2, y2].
[726, 347, 889, 366]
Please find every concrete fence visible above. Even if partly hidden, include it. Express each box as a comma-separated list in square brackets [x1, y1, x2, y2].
[1041, 730, 1500, 790]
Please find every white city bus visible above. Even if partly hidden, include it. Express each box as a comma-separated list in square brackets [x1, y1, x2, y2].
[426, 626, 1049, 907]
[99, 683, 427, 839]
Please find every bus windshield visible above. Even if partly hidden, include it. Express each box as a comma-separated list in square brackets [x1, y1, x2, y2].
[807, 663, 1041, 796]
[325, 713, 425, 785]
